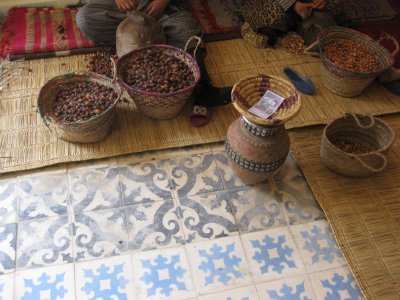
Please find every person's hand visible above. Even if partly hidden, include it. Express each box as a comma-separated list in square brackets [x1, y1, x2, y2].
[293, 1, 313, 19]
[147, 0, 170, 18]
[311, 0, 328, 10]
[115, 0, 136, 12]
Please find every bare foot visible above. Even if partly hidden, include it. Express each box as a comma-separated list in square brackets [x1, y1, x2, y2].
[293, 1, 313, 19]
[378, 67, 400, 83]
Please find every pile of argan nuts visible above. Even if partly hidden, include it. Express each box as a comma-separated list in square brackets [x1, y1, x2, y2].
[87, 48, 117, 78]
[123, 48, 195, 94]
[53, 81, 118, 122]
[323, 39, 378, 72]
[333, 140, 371, 154]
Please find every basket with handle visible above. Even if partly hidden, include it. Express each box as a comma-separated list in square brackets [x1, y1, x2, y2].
[116, 36, 202, 120]
[37, 71, 123, 143]
[305, 26, 398, 97]
[320, 113, 395, 177]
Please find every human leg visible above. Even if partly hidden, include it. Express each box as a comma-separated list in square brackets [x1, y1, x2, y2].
[76, 0, 127, 44]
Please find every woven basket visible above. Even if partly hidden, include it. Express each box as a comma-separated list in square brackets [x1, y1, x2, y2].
[241, 22, 269, 48]
[305, 26, 397, 97]
[231, 74, 301, 126]
[116, 37, 201, 120]
[37, 73, 122, 143]
[320, 113, 395, 177]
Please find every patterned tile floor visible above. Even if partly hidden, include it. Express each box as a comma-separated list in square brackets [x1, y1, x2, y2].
[0, 142, 363, 300]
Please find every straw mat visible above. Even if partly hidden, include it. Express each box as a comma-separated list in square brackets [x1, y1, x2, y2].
[289, 114, 400, 300]
[205, 39, 400, 130]
[1, 38, 400, 173]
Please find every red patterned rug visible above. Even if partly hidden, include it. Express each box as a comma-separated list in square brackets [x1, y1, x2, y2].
[0, 7, 104, 60]
[188, 0, 242, 42]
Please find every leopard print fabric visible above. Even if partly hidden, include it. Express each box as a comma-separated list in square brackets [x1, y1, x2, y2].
[240, 0, 296, 33]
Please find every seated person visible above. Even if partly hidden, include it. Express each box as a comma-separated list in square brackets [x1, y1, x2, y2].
[240, 0, 400, 94]
[76, 0, 231, 124]
[240, 0, 341, 46]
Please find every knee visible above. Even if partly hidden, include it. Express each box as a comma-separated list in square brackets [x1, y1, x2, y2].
[76, 5, 92, 40]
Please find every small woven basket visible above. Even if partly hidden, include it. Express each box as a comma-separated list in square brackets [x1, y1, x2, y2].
[37, 72, 122, 143]
[241, 22, 269, 48]
[231, 74, 301, 126]
[320, 113, 395, 177]
[305, 26, 397, 97]
[116, 37, 201, 120]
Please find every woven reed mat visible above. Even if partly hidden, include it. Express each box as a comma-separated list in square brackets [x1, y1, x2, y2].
[206, 39, 400, 129]
[1, 38, 400, 173]
[289, 114, 400, 300]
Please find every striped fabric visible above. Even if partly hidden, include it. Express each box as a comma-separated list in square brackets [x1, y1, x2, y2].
[278, 0, 296, 11]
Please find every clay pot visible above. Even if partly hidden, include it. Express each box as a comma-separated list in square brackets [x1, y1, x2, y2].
[225, 74, 302, 185]
[225, 117, 290, 185]
[116, 11, 166, 58]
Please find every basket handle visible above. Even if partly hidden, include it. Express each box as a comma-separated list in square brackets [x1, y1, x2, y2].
[184, 36, 202, 58]
[110, 57, 117, 85]
[377, 32, 399, 57]
[351, 152, 387, 174]
[304, 41, 321, 57]
[345, 113, 375, 129]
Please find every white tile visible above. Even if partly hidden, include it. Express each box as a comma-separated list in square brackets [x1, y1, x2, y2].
[14, 264, 75, 300]
[0, 273, 14, 300]
[199, 285, 259, 300]
[132, 246, 195, 300]
[290, 220, 345, 273]
[228, 184, 287, 233]
[0, 180, 18, 224]
[75, 254, 135, 300]
[126, 200, 185, 251]
[178, 191, 238, 243]
[241, 227, 305, 284]
[309, 266, 363, 300]
[256, 274, 316, 300]
[187, 236, 251, 295]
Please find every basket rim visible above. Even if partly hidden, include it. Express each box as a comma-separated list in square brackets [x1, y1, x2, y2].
[317, 26, 394, 76]
[116, 44, 201, 98]
[231, 74, 301, 126]
[323, 114, 396, 154]
[37, 72, 122, 126]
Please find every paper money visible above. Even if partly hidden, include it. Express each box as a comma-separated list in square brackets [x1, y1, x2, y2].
[248, 90, 285, 119]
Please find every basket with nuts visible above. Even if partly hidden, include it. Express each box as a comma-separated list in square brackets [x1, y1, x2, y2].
[305, 26, 396, 97]
[38, 73, 122, 143]
[116, 37, 202, 120]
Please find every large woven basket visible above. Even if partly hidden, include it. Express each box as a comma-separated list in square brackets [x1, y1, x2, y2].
[305, 26, 396, 97]
[231, 74, 301, 126]
[320, 113, 395, 177]
[116, 37, 201, 120]
[37, 73, 122, 143]
[241, 22, 269, 48]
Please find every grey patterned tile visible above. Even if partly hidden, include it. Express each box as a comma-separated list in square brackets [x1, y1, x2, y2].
[214, 152, 248, 191]
[178, 191, 238, 243]
[275, 177, 325, 225]
[69, 167, 122, 213]
[228, 183, 287, 233]
[72, 208, 129, 261]
[170, 153, 224, 197]
[119, 160, 173, 205]
[0, 223, 17, 274]
[126, 200, 185, 252]
[18, 173, 69, 221]
[0, 180, 18, 224]
[163, 144, 211, 158]
[17, 215, 73, 269]
[274, 152, 304, 182]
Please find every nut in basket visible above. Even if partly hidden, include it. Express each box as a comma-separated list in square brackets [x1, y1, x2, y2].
[320, 113, 396, 177]
[37, 72, 122, 143]
[116, 37, 202, 120]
